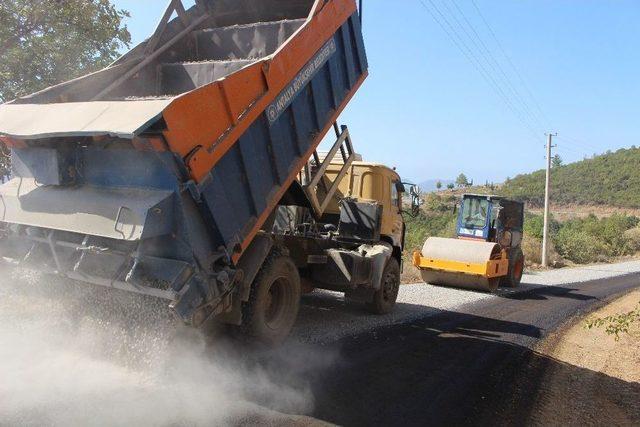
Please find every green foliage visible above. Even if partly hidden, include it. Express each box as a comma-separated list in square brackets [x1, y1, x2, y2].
[623, 227, 640, 252]
[501, 147, 640, 208]
[0, 0, 131, 102]
[585, 303, 640, 341]
[436, 181, 442, 190]
[446, 183, 455, 190]
[0, 0, 130, 177]
[455, 173, 469, 188]
[523, 212, 560, 240]
[556, 214, 639, 261]
[555, 228, 608, 264]
[523, 212, 639, 264]
[404, 209, 457, 255]
[422, 193, 456, 213]
[551, 154, 563, 168]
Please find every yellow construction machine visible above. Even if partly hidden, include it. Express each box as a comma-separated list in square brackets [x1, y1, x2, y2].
[413, 194, 525, 292]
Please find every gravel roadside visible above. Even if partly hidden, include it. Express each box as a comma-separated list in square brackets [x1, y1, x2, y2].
[292, 260, 640, 344]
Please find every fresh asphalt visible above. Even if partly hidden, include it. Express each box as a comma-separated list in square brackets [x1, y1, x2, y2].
[264, 271, 640, 426]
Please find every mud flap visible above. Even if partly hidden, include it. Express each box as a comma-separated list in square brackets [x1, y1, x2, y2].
[216, 232, 274, 326]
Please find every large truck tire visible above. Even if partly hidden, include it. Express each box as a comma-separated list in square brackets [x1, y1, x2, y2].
[241, 248, 301, 346]
[367, 257, 401, 314]
[501, 248, 525, 288]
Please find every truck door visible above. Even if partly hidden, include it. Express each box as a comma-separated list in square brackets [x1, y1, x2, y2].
[388, 178, 404, 248]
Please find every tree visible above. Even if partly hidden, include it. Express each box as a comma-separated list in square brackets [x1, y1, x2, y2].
[552, 154, 563, 168]
[456, 173, 469, 188]
[446, 183, 455, 190]
[0, 0, 130, 177]
[436, 181, 442, 190]
[0, 0, 131, 102]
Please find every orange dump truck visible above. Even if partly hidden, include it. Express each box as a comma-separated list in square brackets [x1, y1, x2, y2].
[0, 0, 414, 344]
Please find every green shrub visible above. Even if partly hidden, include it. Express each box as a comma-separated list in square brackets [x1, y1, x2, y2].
[521, 234, 563, 266]
[404, 212, 457, 254]
[422, 193, 456, 213]
[556, 214, 639, 260]
[554, 228, 608, 264]
[523, 212, 560, 240]
[623, 227, 640, 252]
[586, 303, 640, 341]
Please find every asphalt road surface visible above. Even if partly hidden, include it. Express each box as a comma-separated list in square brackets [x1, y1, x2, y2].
[285, 265, 640, 426]
[2, 262, 639, 425]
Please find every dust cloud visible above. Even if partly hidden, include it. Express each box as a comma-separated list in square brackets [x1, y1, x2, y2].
[0, 267, 332, 426]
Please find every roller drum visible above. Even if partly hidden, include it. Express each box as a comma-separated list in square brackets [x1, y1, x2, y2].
[420, 237, 502, 292]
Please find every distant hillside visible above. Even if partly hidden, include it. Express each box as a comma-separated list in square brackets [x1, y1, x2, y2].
[500, 147, 640, 208]
[419, 179, 454, 192]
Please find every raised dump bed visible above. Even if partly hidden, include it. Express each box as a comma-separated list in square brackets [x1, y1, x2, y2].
[0, 0, 367, 324]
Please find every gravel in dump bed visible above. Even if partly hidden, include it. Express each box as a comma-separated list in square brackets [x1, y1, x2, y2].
[291, 260, 640, 344]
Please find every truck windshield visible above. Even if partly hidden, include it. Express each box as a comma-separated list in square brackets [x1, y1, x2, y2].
[461, 198, 489, 228]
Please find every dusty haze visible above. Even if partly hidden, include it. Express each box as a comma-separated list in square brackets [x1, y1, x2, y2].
[0, 266, 332, 426]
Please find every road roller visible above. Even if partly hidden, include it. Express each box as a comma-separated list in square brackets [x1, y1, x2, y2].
[412, 194, 525, 292]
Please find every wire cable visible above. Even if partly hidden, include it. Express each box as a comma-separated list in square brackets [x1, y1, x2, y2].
[469, 0, 552, 130]
[445, 0, 546, 133]
[418, 0, 543, 142]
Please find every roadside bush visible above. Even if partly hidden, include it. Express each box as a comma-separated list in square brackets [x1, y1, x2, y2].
[521, 235, 563, 267]
[404, 211, 457, 254]
[555, 214, 639, 261]
[523, 212, 560, 240]
[586, 303, 640, 341]
[422, 193, 456, 213]
[554, 228, 608, 264]
[623, 227, 640, 252]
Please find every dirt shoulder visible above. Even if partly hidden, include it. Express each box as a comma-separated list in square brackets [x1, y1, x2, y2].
[528, 290, 640, 426]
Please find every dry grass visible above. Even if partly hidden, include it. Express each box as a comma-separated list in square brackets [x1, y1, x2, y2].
[521, 235, 564, 268]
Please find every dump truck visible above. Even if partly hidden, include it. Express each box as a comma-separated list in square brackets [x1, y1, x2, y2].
[413, 194, 525, 292]
[0, 0, 418, 344]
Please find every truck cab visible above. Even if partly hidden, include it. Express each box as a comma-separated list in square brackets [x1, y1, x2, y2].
[323, 161, 406, 254]
[242, 158, 416, 343]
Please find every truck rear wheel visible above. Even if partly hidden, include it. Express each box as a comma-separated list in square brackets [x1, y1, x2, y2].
[241, 249, 301, 346]
[368, 258, 400, 314]
[501, 248, 524, 288]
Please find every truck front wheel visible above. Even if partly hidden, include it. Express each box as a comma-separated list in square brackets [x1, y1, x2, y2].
[368, 258, 401, 314]
[241, 249, 301, 346]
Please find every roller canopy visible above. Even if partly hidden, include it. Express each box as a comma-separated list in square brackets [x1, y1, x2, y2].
[0, 178, 174, 241]
[0, 99, 173, 140]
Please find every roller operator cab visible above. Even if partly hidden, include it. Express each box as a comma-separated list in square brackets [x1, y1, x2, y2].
[456, 194, 525, 248]
[413, 194, 526, 292]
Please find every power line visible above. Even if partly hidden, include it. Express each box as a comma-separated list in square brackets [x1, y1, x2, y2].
[445, 0, 546, 133]
[469, 0, 552, 130]
[555, 135, 602, 154]
[418, 0, 543, 142]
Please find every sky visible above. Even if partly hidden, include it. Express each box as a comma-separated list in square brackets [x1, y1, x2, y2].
[111, 0, 640, 184]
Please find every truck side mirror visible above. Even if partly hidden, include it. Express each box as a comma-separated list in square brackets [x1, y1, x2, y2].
[409, 185, 421, 216]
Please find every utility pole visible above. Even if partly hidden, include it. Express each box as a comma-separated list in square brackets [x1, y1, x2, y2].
[542, 132, 557, 267]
